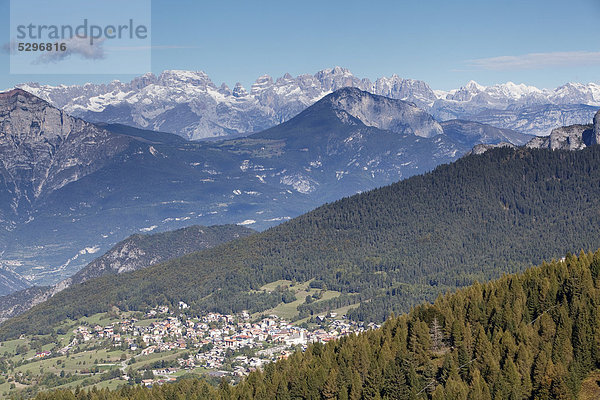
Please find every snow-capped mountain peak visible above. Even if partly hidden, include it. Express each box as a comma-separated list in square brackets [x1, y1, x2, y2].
[15, 68, 600, 139]
[492, 81, 544, 99]
[465, 80, 485, 91]
[157, 70, 213, 87]
[251, 75, 274, 94]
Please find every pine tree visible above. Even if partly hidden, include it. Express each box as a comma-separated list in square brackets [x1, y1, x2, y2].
[321, 368, 339, 400]
[381, 358, 410, 400]
[549, 365, 570, 400]
[444, 377, 468, 400]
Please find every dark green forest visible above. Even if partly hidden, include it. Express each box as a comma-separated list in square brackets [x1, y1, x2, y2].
[3, 146, 600, 339]
[32, 250, 600, 399]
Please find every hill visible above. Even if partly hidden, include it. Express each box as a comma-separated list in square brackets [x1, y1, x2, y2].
[3, 145, 600, 339]
[0, 224, 254, 322]
[527, 110, 600, 151]
[34, 250, 600, 399]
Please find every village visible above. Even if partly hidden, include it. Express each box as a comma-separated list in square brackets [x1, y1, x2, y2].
[55, 304, 379, 387]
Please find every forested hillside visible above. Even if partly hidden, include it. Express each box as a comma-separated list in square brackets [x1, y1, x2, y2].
[0, 224, 254, 322]
[1, 87, 525, 288]
[34, 250, 600, 399]
[4, 146, 600, 339]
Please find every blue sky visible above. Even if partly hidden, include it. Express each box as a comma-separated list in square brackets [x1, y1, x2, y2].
[1, 0, 599, 90]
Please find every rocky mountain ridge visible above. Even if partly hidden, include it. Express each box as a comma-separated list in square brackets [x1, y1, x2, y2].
[16, 68, 600, 139]
[526, 110, 600, 150]
[0, 87, 531, 291]
[0, 89, 131, 218]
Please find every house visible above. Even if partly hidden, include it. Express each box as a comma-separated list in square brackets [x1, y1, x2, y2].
[285, 331, 307, 346]
[153, 367, 178, 376]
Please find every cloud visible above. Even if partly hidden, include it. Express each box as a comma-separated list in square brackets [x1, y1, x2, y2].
[1, 41, 18, 55]
[33, 36, 106, 64]
[467, 51, 600, 70]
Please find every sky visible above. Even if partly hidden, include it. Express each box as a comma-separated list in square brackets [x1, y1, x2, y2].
[1, 0, 599, 91]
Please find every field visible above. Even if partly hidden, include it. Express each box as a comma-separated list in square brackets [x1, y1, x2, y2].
[0, 284, 358, 398]
[252, 280, 341, 320]
[0, 309, 200, 398]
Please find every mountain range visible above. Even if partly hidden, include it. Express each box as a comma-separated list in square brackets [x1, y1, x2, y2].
[0, 87, 532, 292]
[4, 143, 600, 339]
[17, 67, 600, 140]
[4, 106, 597, 323]
[3, 78, 600, 400]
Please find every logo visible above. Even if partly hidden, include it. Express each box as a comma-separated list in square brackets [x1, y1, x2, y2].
[9, 0, 151, 74]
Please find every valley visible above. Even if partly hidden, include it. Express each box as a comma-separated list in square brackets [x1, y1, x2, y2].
[23, 249, 600, 399]
[1, 0, 599, 397]
[1, 96, 599, 399]
[0, 87, 532, 291]
[4, 141, 600, 342]
[0, 281, 373, 398]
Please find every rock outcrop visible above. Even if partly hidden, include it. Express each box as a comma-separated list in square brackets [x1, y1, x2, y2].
[526, 110, 600, 150]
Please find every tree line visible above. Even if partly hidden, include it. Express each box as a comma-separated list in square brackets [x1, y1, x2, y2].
[32, 249, 600, 399]
[4, 146, 600, 338]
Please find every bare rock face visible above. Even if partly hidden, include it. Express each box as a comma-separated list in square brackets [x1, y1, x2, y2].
[324, 87, 443, 138]
[468, 142, 516, 155]
[526, 125, 590, 150]
[0, 89, 131, 217]
[550, 125, 590, 150]
[526, 109, 600, 151]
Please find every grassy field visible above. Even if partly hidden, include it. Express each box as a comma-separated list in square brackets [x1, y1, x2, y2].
[134, 318, 162, 327]
[259, 280, 294, 292]
[0, 338, 25, 355]
[253, 280, 341, 320]
[80, 378, 125, 391]
[0, 381, 11, 398]
[329, 303, 360, 318]
[295, 302, 360, 325]
[128, 349, 184, 370]
[54, 374, 126, 392]
[0, 308, 204, 398]
[79, 313, 120, 327]
[13, 347, 124, 375]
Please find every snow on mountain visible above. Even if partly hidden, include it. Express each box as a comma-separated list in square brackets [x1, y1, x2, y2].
[16, 68, 600, 139]
[2, 86, 525, 289]
[431, 80, 599, 134]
